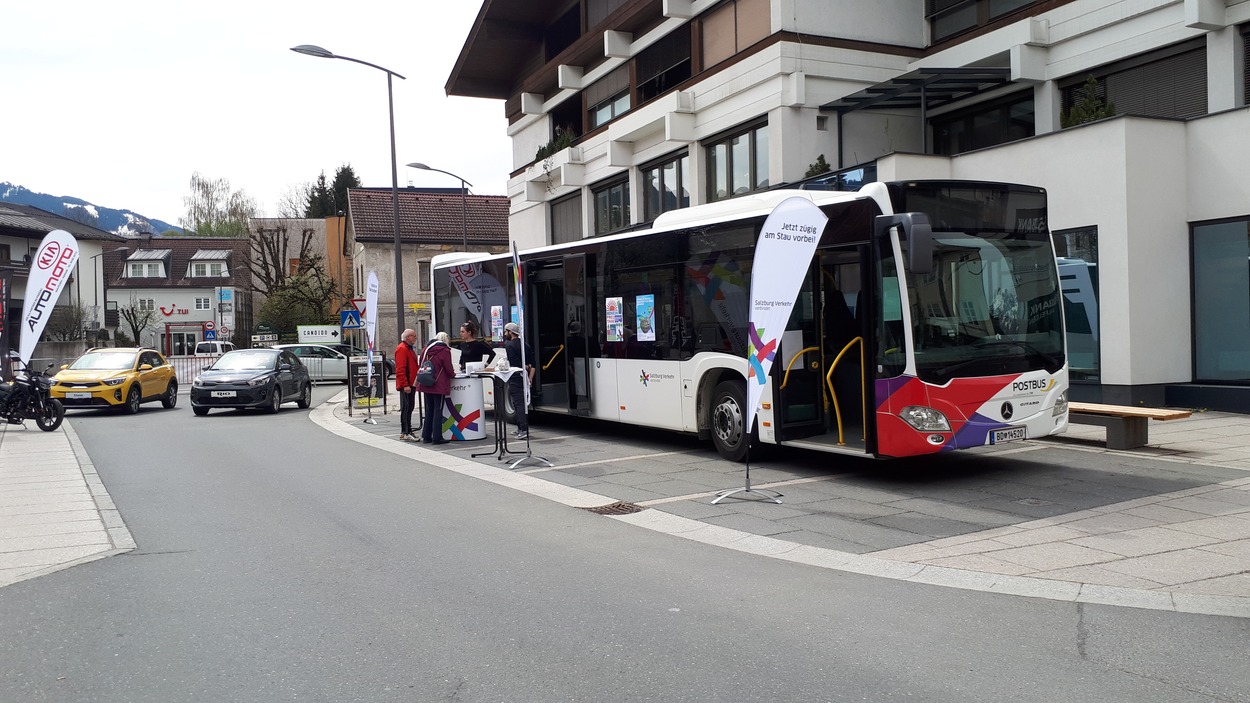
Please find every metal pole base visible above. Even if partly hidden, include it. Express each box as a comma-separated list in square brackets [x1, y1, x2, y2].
[505, 434, 553, 469]
[711, 487, 782, 504]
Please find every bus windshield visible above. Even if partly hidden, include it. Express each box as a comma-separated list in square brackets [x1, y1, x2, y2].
[905, 231, 1064, 384]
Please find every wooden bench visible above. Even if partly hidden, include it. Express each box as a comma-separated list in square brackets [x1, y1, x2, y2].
[1068, 402, 1192, 449]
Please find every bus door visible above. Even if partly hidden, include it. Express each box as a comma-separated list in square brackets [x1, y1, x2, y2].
[563, 253, 592, 414]
[774, 262, 824, 441]
[528, 258, 568, 410]
[777, 245, 870, 451]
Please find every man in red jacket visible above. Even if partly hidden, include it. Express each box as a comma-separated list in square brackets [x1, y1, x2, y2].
[394, 328, 419, 440]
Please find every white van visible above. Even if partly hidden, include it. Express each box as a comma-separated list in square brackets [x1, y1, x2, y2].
[194, 341, 236, 356]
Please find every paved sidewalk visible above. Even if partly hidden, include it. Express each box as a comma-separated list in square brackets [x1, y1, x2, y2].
[0, 420, 134, 588]
[323, 395, 1250, 617]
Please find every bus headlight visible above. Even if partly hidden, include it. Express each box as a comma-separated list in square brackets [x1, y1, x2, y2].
[899, 406, 951, 432]
[1053, 389, 1068, 416]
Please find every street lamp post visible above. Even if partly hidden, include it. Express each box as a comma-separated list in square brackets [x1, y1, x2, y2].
[292, 44, 408, 337]
[407, 162, 472, 251]
[87, 246, 128, 344]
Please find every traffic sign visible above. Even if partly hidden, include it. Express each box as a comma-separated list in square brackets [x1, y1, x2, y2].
[297, 325, 341, 343]
[203, 320, 215, 331]
[204, 329, 217, 341]
[219, 326, 230, 336]
[340, 310, 363, 330]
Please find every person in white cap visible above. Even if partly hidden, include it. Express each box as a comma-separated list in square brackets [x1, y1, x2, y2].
[502, 322, 534, 439]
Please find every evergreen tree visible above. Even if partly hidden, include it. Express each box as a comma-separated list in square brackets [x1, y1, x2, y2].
[1061, 76, 1116, 128]
[331, 164, 361, 216]
[304, 172, 335, 218]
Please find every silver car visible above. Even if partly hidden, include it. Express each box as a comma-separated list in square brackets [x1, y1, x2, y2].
[273, 344, 349, 383]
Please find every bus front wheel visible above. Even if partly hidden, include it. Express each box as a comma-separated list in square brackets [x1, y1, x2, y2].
[710, 380, 751, 462]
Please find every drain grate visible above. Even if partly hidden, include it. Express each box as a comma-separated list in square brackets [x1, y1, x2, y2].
[581, 501, 646, 515]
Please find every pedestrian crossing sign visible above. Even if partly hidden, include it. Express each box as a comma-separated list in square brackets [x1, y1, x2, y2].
[340, 309, 363, 330]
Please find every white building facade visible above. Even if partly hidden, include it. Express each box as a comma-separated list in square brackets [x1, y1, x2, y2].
[448, 0, 1250, 410]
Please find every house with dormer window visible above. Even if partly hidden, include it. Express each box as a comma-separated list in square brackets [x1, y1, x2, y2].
[103, 235, 253, 355]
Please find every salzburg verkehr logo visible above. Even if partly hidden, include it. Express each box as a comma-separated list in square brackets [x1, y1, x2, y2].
[747, 324, 776, 384]
[639, 370, 651, 387]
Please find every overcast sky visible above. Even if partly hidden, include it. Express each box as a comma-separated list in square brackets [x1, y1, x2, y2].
[2, 1, 511, 227]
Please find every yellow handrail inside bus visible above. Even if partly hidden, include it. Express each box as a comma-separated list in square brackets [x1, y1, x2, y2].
[543, 344, 565, 371]
[825, 337, 864, 446]
[779, 346, 820, 390]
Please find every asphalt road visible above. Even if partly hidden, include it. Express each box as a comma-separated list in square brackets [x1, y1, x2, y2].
[0, 388, 1247, 702]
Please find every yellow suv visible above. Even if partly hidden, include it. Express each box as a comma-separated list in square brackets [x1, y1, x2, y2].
[52, 347, 178, 413]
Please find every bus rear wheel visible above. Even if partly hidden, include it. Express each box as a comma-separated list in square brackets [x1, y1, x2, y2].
[710, 380, 751, 462]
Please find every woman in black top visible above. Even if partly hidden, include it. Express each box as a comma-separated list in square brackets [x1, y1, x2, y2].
[458, 320, 496, 371]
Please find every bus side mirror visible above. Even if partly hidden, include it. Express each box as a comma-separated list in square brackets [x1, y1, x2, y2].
[874, 212, 934, 276]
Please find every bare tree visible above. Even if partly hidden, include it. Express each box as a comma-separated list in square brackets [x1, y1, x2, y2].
[118, 295, 160, 348]
[180, 172, 258, 237]
[275, 183, 312, 219]
[46, 301, 89, 341]
[247, 224, 318, 297]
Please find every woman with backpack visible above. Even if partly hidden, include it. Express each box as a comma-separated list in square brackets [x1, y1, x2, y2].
[417, 331, 456, 445]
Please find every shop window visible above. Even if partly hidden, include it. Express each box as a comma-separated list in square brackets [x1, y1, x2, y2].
[641, 152, 690, 221]
[593, 178, 630, 235]
[1192, 218, 1250, 383]
[1053, 227, 1100, 382]
[706, 122, 768, 202]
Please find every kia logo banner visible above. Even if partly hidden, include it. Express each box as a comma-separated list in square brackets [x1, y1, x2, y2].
[19, 230, 80, 365]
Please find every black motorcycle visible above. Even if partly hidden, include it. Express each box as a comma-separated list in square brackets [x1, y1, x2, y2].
[0, 361, 65, 432]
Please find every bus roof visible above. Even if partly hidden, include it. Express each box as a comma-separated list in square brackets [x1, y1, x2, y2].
[429, 188, 870, 271]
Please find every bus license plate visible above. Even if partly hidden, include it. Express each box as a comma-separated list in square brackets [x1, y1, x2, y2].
[211, 391, 236, 398]
[67, 392, 92, 399]
[992, 427, 1027, 444]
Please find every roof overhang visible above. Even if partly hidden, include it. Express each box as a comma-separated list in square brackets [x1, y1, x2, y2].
[820, 67, 1012, 114]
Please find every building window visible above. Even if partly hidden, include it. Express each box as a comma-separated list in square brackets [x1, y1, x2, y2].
[706, 122, 768, 202]
[419, 261, 431, 292]
[642, 152, 690, 221]
[637, 29, 691, 104]
[551, 192, 583, 244]
[137, 298, 156, 312]
[1242, 23, 1250, 106]
[0, 243, 9, 263]
[587, 65, 631, 129]
[192, 262, 225, 277]
[1053, 227, 1100, 382]
[931, 91, 1034, 155]
[592, 177, 630, 235]
[587, 0, 628, 29]
[1061, 40, 1207, 121]
[928, 0, 1039, 43]
[701, 0, 770, 68]
[1192, 218, 1250, 383]
[129, 262, 162, 278]
[195, 297, 211, 311]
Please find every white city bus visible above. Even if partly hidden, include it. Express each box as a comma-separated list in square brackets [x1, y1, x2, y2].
[432, 180, 1069, 461]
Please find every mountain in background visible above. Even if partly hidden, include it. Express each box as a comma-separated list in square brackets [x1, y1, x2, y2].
[0, 181, 181, 236]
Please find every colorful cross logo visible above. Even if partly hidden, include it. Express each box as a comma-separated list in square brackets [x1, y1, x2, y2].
[441, 399, 482, 440]
[639, 370, 651, 387]
[747, 324, 776, 384]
